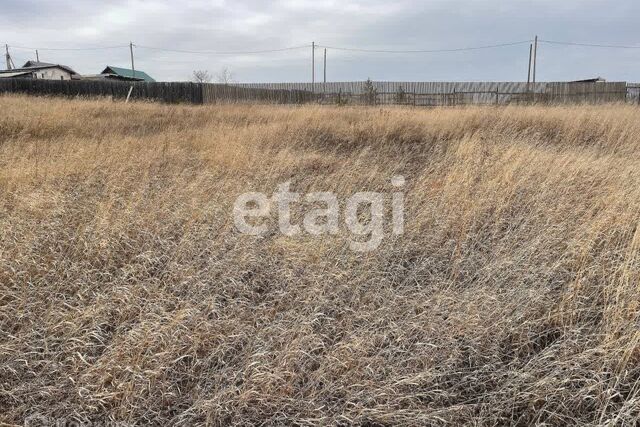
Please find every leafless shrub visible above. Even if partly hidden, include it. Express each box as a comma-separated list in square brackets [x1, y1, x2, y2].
[215, 67, 235, 85]
[192, 70, 212, 83]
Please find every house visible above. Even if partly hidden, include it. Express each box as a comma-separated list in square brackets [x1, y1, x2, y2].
[81, 66, 155, 82]
[0, 61, 79, 80]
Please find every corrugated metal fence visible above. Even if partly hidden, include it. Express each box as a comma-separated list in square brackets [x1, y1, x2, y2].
[236, 81, 629, 106]
[0, 78, 634, 106]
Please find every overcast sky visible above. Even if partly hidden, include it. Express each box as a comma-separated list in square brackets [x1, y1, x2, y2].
[2, 0, 639, 83]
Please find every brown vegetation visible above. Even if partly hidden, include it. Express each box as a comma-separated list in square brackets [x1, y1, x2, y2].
[1, 94, 639, 425]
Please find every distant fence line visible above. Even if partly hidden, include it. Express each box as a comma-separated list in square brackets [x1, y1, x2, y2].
[0, 78, 637, 106]
[236, 81, 630, 106]
[202, 84, 316, 104]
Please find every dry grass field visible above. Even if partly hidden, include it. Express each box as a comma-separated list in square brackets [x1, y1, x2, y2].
[1, 94, 639, 426]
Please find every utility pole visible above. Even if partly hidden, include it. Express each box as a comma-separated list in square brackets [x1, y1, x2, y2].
[527, 43, 533, 95]
[532, 36, 538, 85]
[323, 48, 327, 84]
[130, 41, 136, 79]
[526, 43, 533, 101]
[5, 44, 12, 70]
[532, 35, 538, 102]
[36, 50, 39, 62]
[311, 41, 315, 85]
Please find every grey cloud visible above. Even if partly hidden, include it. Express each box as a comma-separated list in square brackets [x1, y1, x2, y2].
[1, 0, 638, 82]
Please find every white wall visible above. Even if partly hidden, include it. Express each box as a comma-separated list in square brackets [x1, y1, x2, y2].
[32, 67, 75, 80]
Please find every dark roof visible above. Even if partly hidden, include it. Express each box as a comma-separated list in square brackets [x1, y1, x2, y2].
[22, 61, 56, 68]
[570, 77, 606, 83]
[101, 66, 155, 82]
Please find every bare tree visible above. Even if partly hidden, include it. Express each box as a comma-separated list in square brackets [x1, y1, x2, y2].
[192, 70, 212, 83]
[215, 67, 235, 85]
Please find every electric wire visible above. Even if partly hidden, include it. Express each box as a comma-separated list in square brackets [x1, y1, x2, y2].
[316, 40, 533, 53]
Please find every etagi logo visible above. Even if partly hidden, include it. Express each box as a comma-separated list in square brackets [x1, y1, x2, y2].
[233, 176, 405, 252]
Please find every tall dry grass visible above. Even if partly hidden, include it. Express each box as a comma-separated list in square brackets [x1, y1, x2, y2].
[0, 94, 639, 425]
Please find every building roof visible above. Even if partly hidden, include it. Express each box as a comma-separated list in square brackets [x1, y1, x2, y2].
[0, 71, 31, 78]
[0, 61, 78, 76]
[570, 77, 606, 83]
[79, 73, 138, 81]
[22, 61, 56, 68]
[101, 66, 155, 82]
[79, 73, 112, 80]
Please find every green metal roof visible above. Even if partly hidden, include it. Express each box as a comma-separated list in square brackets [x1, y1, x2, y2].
[102, 66, 156, 82]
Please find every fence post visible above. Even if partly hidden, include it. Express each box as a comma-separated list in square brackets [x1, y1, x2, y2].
[496, 86, 499, 105]
[125, 85, 133, 103]
[412, 91, 416, 107]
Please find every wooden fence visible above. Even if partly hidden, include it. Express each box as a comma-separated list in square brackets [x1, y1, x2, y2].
[202, 84, 316, 104]
[0, 78, 203, 104]
[0, 78, 634, 106]
[237, 81, 629, 106]
[627, 84, 640, 105]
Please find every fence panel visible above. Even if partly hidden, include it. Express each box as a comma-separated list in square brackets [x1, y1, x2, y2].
[627, 84, 640, 105]
[0, 78, 634, 106]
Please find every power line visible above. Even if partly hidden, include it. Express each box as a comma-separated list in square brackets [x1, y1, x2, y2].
[316, 40, 533, 53]
[7, 40, 534, 56]
[9, 44, 129, 51]
[6, 38, 640, 58]
[539, 39, 640, 49]
[134, 44, 310, 55]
